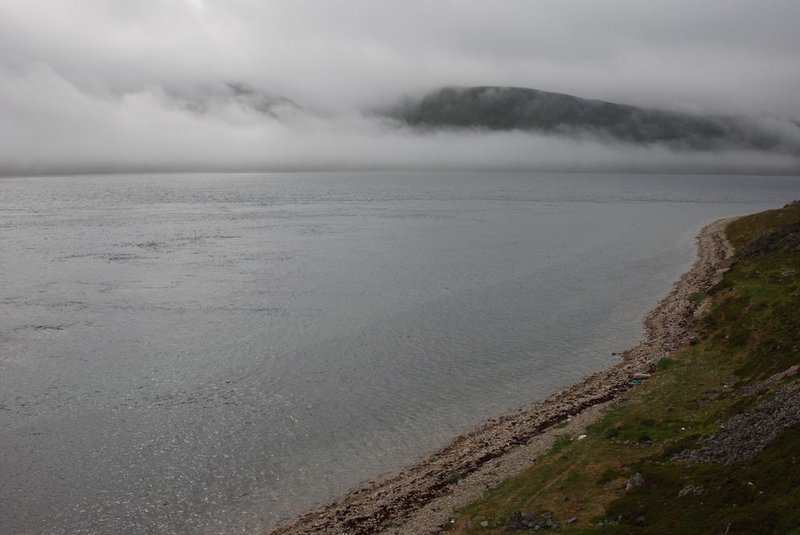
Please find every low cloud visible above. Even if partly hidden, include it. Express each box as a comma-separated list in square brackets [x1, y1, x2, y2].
[1, 65, 799, 176]
[2, 0, 800, 175]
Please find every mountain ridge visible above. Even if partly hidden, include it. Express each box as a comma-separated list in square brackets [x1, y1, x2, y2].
[385, 85, 800, 154]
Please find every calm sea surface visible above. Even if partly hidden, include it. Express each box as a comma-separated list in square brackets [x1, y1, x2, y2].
[1, 171, 799, 533]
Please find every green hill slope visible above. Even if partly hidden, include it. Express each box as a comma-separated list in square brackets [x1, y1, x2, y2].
[388, 86, 798, 153]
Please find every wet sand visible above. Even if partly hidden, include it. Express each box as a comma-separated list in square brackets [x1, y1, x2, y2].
[270, 218, 737, 535]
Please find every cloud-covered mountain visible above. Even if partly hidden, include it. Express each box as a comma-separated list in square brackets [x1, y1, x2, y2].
[385, 86, 800, 154]
[161, 83, 302, 119]
[2, 1, 800, 175]
[2, 70, 799, 176]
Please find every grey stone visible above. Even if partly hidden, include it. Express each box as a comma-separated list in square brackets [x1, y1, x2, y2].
[625, 472, 644, 491]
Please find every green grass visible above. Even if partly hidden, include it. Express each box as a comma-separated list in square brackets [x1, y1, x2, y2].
[448, 201, 800, 534]
[725, 201, 800, 251]
[688, 292, 707, 307]
[656, 356, 676, 371]
[448, 472, 465, 484]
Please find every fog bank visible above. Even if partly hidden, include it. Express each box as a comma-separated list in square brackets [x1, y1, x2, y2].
[1, 0, 799, 175]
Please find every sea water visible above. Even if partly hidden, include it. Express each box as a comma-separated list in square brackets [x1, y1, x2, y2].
[1, 171, 799, 533]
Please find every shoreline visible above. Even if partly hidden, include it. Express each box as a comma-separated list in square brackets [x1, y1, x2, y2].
[270, 217, 737, 535]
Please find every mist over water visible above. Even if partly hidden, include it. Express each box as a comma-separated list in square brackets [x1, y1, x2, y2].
[2, 1, 800, 175]
[2, 67, 799, 176]
[1, 171, 799, 533]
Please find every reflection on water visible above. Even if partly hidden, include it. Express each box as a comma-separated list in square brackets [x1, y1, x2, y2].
[1, 171, 798, 533]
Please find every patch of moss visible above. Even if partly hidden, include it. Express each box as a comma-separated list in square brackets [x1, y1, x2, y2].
[656, 357, 676, 370]
[447, 472, 464, 484]
[689, 292, 707, 307]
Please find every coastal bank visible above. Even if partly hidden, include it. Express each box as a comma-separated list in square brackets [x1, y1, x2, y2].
[271, 204, 777, 534]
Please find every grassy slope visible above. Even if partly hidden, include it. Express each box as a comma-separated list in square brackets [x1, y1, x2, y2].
[447, 201, 800, 535]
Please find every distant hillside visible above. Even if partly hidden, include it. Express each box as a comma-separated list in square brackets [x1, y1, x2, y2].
[163, 82, 301, 118]
[386, 86, 798, 153]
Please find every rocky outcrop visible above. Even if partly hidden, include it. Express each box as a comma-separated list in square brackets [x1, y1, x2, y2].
[675, 380, 800, 465]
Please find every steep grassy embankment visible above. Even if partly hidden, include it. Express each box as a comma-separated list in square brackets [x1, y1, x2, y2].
[448, 201, 800, 534]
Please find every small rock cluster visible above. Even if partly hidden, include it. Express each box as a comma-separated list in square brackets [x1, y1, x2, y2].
[594, 517, 620, 528]
[678, 484, 705, 497]
[625, 472, 645, 492]
[503, 511, 561, 531]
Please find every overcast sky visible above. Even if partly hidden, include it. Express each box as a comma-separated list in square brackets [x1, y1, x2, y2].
[2, 0, 799, 174]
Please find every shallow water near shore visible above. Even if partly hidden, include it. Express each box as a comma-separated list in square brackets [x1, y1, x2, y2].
[1, 171, 799, 533]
